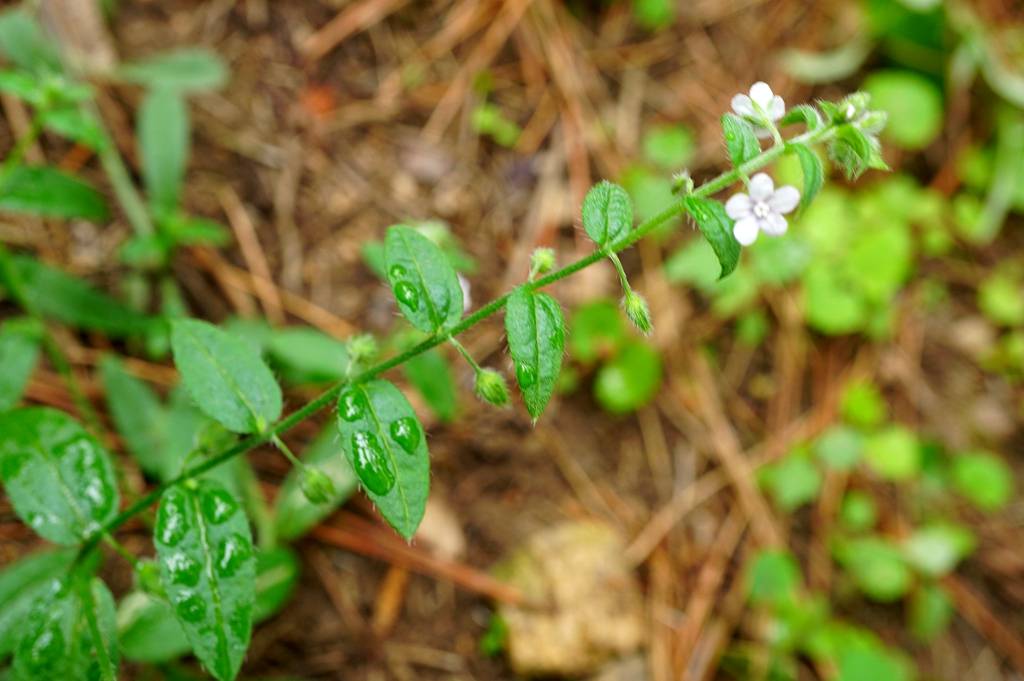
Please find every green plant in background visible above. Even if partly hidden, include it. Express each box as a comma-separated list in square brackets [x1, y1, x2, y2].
[0, 0, 904, 676]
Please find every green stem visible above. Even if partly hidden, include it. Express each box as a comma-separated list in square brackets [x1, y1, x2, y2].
[77, 119, 839, 557]
[89, 102, 155, 237]
[236, 456, 276, 551]
[605, 250, 633, 296]
[102, 532, 139, 568]
[447, 335, 483, 374]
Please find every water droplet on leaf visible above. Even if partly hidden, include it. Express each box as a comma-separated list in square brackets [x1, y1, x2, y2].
[216, 533, 251, 578]
[516, 363, 537, 388]
[338, 388, 367, 422]
[389, 417, 421, 454]
[166, 551, 202, 587]
[200, 487, 238, 525]
[157, 493, 189, 547]
[388, 264, 408, 279]
[175, 594, 206, 623]
[394, 281, 420, 310]
[350, 431, 395, 494]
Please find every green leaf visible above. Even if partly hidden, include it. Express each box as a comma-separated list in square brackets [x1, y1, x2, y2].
[761, 450, 822, 511]
[747, 550, 801, 606]
[273, 425, 358, 542]
[721, 113, 760, 168]
[840, 491, 877, 533]
[170, 319, 283, 434]
[99, 356, 168, 479]
[139, 88, 189, 217]
[840, 379, 887, 428]
[978, 271, 1024, 326]
[160, 214, 230, 248]
[384, 225, 463, 334]
[252, 547, 300, 622]
[13, 575, 118, 681]
[814, 425, 862, 471]
[0, 549, 75, 658]
[909, 583, 953, 641]
[336, 379, 429, 539]
[836, 642, 912, 681]
[505, 288, 565, 420]
[862, 69, 942, 150]
[0, 69, 44, 105]
[0, 166, 108, 221]
[569, 299, 625, 363]
[119, 547, 296, 665]
[1, 255, 153, 338]
[402, 349, 458, 422]
[118, 48, 228, 92]
[0, 9, 59, 73]
[789, 143, 823, 212]
[581, 181, 633, 248]
[267, 327, 348, 384]
[835, 537, 912, 602]
[780, 104, 823, 131]
[41, 107, 107, 150]
[594, 340, 662, 414]
[863, 426, 920, 481]
[154, 480, 255, 681]
[642, 124, 695, 169]
[950, 451, 1013, 511]
[632, 0, 675, 30]
[0, 317, 41, 411]
[0, 408, 119, 545]
[902, 524, 974, 577]
[682, 195, 740, 279]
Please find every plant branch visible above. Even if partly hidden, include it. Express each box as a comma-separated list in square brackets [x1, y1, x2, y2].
[78, 118, 840, 557]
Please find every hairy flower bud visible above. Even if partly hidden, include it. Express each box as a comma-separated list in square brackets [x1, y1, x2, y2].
[301, 466, 336, 504]
[530, 248, 556, 276]
[622, 290, 653, 335]
[475, 368, 510, 406]
[347, 334, 378, 362]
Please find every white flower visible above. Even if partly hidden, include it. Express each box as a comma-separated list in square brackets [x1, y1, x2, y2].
[725, 173, 800, 246]
[731, 82, 785, 138]
[458, 274, 472, 312]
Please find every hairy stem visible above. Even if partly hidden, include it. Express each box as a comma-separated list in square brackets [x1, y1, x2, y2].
[78, 119, 839, 557]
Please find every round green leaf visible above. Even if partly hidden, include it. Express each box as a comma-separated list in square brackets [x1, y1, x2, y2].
[0, 549, 75, 658]
[950, 451, 1013, 511]
[863, 426, 920, 481]
[0, 408, 119, 545]
[862, 70, 943, 150]
[721, 114, 760, 168]
[594, 340, 662, 414]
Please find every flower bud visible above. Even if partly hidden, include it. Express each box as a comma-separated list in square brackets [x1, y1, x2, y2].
[475, 368, 510, 406]
[135, 559, 166, 598]
[622, 291, 653, 336]
[672, 170, 695, 195]
[856, 110, 888, 136]
[301, 466, 336, 504]
[347, 334, 378, 362]
[840, 92, 870, 121]
[530, 248, 556, 276]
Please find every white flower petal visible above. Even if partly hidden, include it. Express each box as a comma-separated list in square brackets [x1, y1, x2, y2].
[731, 94, 755, 117]
[725, 193, 752, 220]
[769, 186, 801, 214]
[733, 216, 760, 245]
[749, 82, 774, 111]
[458, 274, 472, 312]
[768, 95, 785, 121]
[748, 173, 774, 201]
[753, 126, 773, 139]
[760, 212, 788, 236]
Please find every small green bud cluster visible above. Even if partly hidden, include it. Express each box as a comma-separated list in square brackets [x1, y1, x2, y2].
[475, 368, 510, 406]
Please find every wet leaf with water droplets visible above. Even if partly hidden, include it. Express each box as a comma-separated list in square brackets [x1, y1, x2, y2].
[682, 196, 740, 279]
[170, 319, 282, 434]
[336, 380, 429, 539]
[581, 181, 633, 248]
[0, 317, 41, 412]
[0, 408, 119, 545]
[13, 574, 119, 681]
[0, 548, 75, 658]
[384, 225, 463, 333]
[154, 480, 255, 681]
[505, 288, 565, 420]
